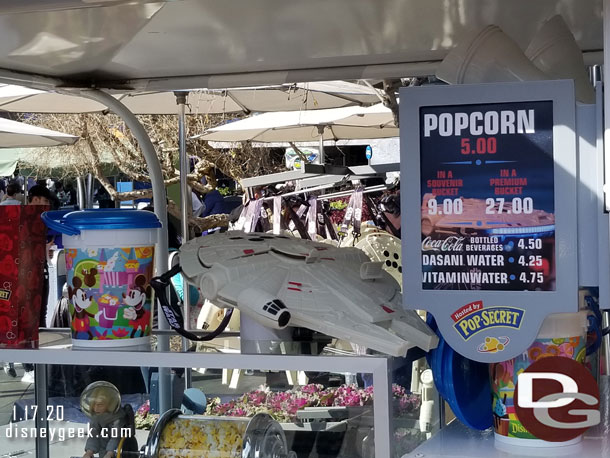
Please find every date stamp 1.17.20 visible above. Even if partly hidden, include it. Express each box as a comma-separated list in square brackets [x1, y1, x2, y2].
[6, 404, 132, 443]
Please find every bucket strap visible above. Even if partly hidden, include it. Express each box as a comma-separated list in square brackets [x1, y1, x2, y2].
[150, 265, 233, 341]
[272, 196, 282, 235]
[306, 196, 318, 240]
[285, 202, 310, 239]
[340, 188, 363, 242]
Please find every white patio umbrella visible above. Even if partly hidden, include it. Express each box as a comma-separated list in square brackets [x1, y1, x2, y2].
[0, 81, 384, 115]
[195, 103, 398, 143]
[0, 117, 78, 148]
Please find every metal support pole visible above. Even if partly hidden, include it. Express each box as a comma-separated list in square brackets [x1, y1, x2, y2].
[79, 89, 172, 413]
[76, 176, 86, 210]
[86, 173, 94, 208]
[317, 126, 325, 164]
[599, 310, 610, 375]
[602, 0, 610, 378]
[439, 398, 447, 429]
[602, 0, 610, 212]
[372, 357, 393, 458]
[175, 91, 192, 389]
[34, 364, 49, 458]
[23, 176, 29, 203]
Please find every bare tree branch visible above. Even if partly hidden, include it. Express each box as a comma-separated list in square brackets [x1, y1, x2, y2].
[167, 200, 229, 231]
[19, 112, 283, 231]
[382, 79, 401, 128]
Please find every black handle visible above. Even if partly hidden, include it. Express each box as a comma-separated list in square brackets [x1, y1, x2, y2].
[150, 265, 233, 341]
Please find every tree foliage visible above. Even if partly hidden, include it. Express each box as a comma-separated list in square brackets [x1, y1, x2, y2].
[20, 112, 285, 230]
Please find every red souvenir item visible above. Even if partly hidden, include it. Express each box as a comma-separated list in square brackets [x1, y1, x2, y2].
[0, 205, 48, 348]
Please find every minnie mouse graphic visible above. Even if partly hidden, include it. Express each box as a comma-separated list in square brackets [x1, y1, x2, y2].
[122, 275, 151, 338]
[69, 277, 94, 339]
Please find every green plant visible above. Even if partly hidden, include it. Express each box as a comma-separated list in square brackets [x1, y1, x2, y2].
[217, 186, 231, 196]
[329, 200, 348, 210]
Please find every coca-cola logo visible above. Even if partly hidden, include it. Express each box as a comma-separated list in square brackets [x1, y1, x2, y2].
[422, 236, 465, 252]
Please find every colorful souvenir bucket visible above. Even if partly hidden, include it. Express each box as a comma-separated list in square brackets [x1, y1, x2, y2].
[489, 311, 588, 447]
[42, 209, 160, 349]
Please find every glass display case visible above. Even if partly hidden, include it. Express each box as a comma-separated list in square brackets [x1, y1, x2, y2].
[0, 329, 439, 458]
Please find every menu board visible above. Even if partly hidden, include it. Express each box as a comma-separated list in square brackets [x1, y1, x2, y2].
[419, 101, 555, 291]
[400, 81, 578, 363]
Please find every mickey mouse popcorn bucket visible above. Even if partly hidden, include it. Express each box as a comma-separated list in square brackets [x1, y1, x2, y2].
[42, 209, 160, 349]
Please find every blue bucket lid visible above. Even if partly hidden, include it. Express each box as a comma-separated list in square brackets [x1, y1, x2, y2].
[424, 311, 492, 430]
[43, 209, 161, 235]
[46, 210, 72, 237]
[425, 314, 446, 396]
[441, 342, 493, 430]
[432, 336, 447, 399]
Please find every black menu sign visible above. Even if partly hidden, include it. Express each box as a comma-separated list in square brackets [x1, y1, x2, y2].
[419, 101, 556, 291]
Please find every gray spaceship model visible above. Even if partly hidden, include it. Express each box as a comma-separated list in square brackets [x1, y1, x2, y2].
[180, 231, 437, 357]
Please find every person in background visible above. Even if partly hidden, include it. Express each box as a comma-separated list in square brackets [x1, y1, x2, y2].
[196, 188, 238, 236]
[200, 188, 227, 218]
[12, 171, 23, 189]
[55, 181, 68, 207]
[0, 182, 23, 205]
[192, 191, 204, 217]
[3, 363, 16, 378]
[27, 177, 37, 191]
[28, 184, 52, 206]
[65, 182, 77, 206]
[94, 186, 114, 208]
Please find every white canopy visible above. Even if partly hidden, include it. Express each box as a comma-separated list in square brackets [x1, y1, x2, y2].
[0, 117, 78, 148]
[0, 1, 600, 91]
[0, 81, 383, 114]
[196, 103, 397, 142]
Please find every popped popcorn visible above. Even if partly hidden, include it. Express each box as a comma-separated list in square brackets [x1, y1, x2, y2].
[159, 416, 248, 458]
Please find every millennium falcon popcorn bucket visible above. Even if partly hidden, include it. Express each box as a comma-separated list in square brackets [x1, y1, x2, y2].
[150, 231, 438, 356]
[42, 209, 160, 349]
[143, 409, 295, 458]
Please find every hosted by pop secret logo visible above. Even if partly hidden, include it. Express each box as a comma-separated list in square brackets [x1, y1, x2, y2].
[452, 301, 524, 348]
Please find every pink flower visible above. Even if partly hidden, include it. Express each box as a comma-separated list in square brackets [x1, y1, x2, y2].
[301, 384, 323, 394]
[204, 383, 420, 422]
[137, 400, 150, 416]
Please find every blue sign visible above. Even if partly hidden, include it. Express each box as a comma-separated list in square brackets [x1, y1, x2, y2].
[365, 145, 373, 160]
